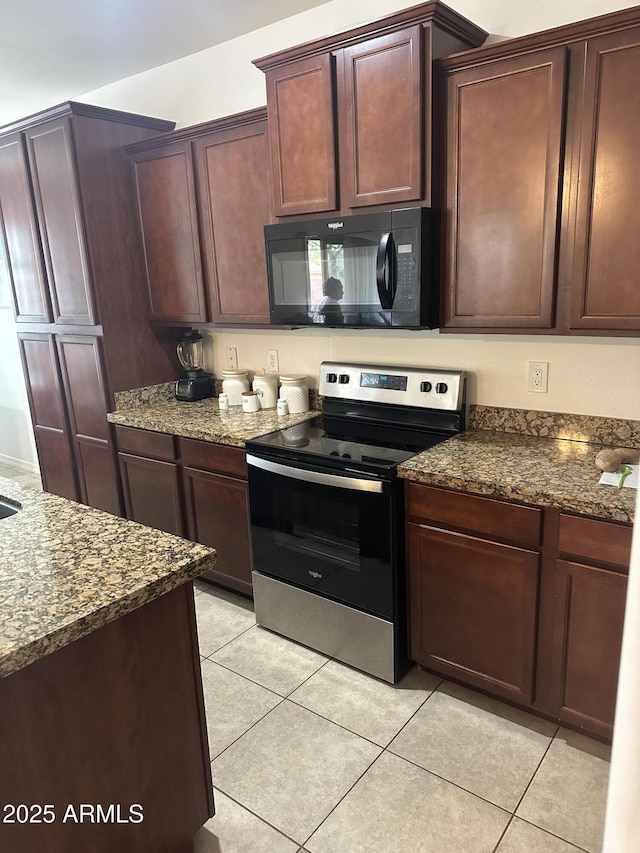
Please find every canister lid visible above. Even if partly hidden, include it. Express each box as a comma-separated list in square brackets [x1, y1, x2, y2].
[279, 374, 307, 382]
[221, 369, 248, 376]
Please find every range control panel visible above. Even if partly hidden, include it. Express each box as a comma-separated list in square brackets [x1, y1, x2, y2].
[319, 362, 466, 412]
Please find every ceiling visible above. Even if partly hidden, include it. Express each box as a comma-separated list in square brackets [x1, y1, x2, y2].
[0, 0, 332, 126]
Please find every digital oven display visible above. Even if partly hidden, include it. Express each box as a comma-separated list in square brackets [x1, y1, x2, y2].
[360, 372, 407, 391]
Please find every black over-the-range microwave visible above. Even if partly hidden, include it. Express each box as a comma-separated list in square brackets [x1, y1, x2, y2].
[264, 206, 439, 328]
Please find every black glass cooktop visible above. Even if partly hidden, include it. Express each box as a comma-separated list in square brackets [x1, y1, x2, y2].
[246, 416, 449, 476]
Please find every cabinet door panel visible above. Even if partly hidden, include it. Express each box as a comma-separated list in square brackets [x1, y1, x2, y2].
[195, 123, 271, 324]
[443, 48, 566, 328]
[0, 134, 51, 322]
[408, 524, 539, 703]
[552, 560, 627, 739]
[183, 466, 252, 595]
[56, 335, 121, 515]
[130, 142, 207, 323]
[75, 436, 122, 516]
[25, 118, 96, 325]
[17, 333, 79, 501]
[571, 28, 640, 330]
[266, 53, 337, 215]
[119, 453, 184, 536]
[340, 26, 422, 208]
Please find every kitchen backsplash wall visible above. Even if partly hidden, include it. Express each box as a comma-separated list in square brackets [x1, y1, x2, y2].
[199, 328, 640, 421]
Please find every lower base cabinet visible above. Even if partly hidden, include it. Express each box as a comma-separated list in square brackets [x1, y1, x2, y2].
[115, 426, 253, 596]
[406, 482, 631, 740]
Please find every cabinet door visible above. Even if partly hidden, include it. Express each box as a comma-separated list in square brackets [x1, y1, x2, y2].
[265, 53, 337, 215]
[443, 48, 567, 329]
[130, 142, 208, 324]
[119, 453, 184, 536]
[24, 118, 96, 325]
[570, 28, 640, 331]
[56, 335, 121, 516]
[182, 466, 252, 595]
[339, 26, 423, 209]
[551, 560, 627, 739]
[0, 134, 52, 322]
[17, 333, 79, 501]
[194, 121, 271, 325]
[407, 523, 539, 703]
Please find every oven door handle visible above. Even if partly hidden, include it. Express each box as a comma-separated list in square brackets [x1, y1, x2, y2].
[246, 454, 384, 493]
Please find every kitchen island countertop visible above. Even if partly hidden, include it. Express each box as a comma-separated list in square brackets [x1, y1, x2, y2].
[398, 430, 636, 524]
[0, 476, 216, 678]
[107, 396, 318, 446]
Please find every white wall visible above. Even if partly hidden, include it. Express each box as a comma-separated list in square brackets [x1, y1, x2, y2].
[2, 0, 640, 470]
[0, 307, 37, 470]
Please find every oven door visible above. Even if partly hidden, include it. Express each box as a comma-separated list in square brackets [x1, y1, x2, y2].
[246, 454, 399, 620]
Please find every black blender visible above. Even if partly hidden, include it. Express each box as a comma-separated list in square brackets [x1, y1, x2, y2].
[175, 330, 213, 401]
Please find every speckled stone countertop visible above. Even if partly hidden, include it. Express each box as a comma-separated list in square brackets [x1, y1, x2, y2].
[0, 477, 216, 679]
[108, 397, 318, 446]
[398, 431, 636, 524]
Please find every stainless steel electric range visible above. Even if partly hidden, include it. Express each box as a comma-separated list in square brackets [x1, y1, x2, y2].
[246, 361, 466, 683]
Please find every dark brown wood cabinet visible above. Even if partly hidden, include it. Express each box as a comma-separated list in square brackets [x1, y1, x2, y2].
[439, 8, 640, 335]
[0, 102, 178, 513]
[113, 427, 253, 595]
[127, 108, 272, 327]
[116, 425, 184, 536]
[255, 2, 487, 216]
[550, 513, 632, 739]
[441, 47, 566, 329]
[194, 119, 272, 324]
[406, 482, 632, 739]
[180, 438, 252, 595]
[570, 27, 640, 331]
[129, 140, 207, 324]
[407, 485, 541, 704]
[17, 332, 79, 500]
[339, 25, 424, 210]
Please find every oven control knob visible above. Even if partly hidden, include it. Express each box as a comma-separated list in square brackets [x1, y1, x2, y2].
[339, 374, 350, 384]
[435, 382, 448, 394]
[326, 373, 337, 383]
[420, 381, 432, 393]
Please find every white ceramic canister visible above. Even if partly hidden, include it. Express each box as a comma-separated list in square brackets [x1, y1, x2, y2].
[252, 373, 278, 409]
[221, 369, 250, 406]
[241, 391, 260, 413]
[278, 375, 309, 414]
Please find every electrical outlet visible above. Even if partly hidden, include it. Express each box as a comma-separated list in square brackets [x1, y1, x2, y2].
[527, 361, 549, 393]
[267, 349, 279, 373]
[225, 346, 238, 370]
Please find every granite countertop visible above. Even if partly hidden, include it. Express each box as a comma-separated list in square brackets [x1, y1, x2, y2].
[398, 431, 636, 524]
[108, 397, 318, 446]
[0, 477, 216, 679]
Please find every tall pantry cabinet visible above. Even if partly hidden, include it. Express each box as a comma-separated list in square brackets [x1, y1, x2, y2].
[0, 102, 177, 512]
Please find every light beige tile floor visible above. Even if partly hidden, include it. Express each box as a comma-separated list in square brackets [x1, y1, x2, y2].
[0, 462, 42, 490]
[195, 586, 612, 853]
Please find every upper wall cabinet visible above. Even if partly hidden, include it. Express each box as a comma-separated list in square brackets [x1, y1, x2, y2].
[254, 2, 487, 217]
[570, 27, 640, 331]
[439, 8, 640, 335]
[126, 108, 272, 326]
[442, 47, 567, 329]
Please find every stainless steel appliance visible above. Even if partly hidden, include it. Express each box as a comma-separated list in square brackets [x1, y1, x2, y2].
[175, 330, 213, 402]
[264, 207, 439, 328]
[246, 361, 465, 683]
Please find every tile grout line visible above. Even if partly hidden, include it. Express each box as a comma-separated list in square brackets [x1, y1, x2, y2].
[511, 724, 559, 816]
[210, 785, 303, 849]
[490, 814, 515, 853]
[301, 749, 387, 849]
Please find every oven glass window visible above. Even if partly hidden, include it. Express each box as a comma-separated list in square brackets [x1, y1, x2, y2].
[249, 466, 395, 620]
